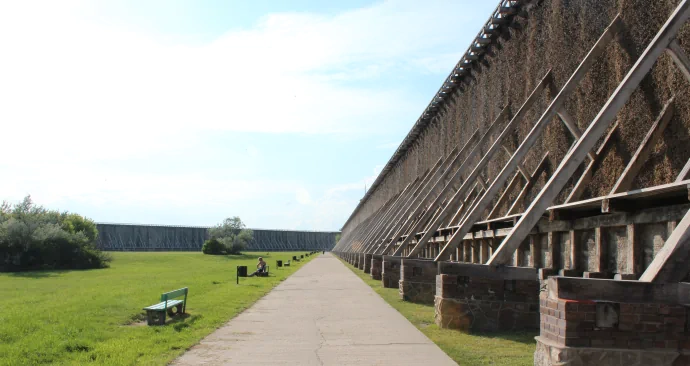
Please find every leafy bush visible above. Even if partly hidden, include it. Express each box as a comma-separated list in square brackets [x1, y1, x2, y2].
[201, 238, 225, 255]
[204, 216, 253, 255]
[0, 196, 110, 272]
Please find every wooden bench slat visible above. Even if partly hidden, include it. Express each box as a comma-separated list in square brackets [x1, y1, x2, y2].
[143, 299, 184, 311]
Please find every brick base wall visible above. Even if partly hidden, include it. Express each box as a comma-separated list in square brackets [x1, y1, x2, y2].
[399, 258, 437, 304]
[357, 253, 364, 270]
[364, 254, 372, 274]
[371, 255, 382, 280]
[435, 274, 540, 332]
[382, 256, 401, 288]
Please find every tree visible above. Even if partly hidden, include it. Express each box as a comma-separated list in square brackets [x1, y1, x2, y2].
[0, 195, 110, 272]
[204, 216, 253, 255]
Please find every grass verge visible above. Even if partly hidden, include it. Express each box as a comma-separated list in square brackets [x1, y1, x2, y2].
[0, 251, 316, 365]
[340, 259, 536, 366]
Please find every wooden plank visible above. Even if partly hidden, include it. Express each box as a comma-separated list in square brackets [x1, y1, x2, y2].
[677, 158, 690, 182]
[610, 98, 675, 194]
[488, 5, 690, 265]
[376, 130, 483, 255]
[413, 71, 555, 260]
[486, 171, 524, 219]
[507, 152, 549, 215]
[553, 104, 597, 162]
[639, 206, 690, 283]
[367, 161, 443, 254]
[385, 107, 510, 256]
[565, 121, 620, 203]
[548, 276, 690, 303]
[437, 16, 625, 262]
[667, 38, 690, 83]
[364, 169, 433, 254]
[502, 145, 530, 180]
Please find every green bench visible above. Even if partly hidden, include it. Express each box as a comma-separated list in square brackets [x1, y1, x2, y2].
[284, 260, 291, 267]
[257, 265, 270, 277]
[143, 287, 188, 326]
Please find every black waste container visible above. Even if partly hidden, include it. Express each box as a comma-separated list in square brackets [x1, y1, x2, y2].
[300, 255, 304, 259]
[276, 260, 283, 267]
[237, 266, 248, 277]
[293, 256, 297, 260]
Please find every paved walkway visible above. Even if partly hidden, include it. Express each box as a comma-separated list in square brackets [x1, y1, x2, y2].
[173, 253, 457, 365]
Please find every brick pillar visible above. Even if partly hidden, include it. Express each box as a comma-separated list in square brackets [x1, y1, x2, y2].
[370, 255, 382, 280]
[535, 277, 690, 365]
[382, 256, 401, 288]
[364, 254, 372, 274]
[358, 253, 365, 270]
[400, 258, 437, 304]
[434, 262, 540, 332]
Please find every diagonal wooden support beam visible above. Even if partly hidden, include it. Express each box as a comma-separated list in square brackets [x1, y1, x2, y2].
[436, 15, 625, 262]
[379, 108, 509, 256]
[356, 180, 420, 251]
[404, 71, 555, 259]
[446, 182, 481, 227]
[555, 107, 597, 162]
[370, 153, 452, 254]
[361, 173, 428, 253]
[638, 206, 690, 283]
[565, 120, 620, 203]
[343, 189, 406, 252]
[487, 2, 690, 265]
[386, 106, 511, 256]
[507, 152, 550, 216]
[486, 171, 523, 220]
[679, 158, 690, 182]
[610, 97, 675, 194]
[667, 38, 690, 83]
[502, 145, 530, 180]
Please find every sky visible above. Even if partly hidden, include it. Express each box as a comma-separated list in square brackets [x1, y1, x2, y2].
[0, 0, 498, 231]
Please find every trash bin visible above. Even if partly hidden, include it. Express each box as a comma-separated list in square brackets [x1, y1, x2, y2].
[300, 255, 304, 259]
[237, 266, 248, 277]
[276, 260, 283, 267]
[293, 256, 297, 260]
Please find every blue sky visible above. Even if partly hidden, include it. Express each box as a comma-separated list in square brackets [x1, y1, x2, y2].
[0, 0, 497, 231]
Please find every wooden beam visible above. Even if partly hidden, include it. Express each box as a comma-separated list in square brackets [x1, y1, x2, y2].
[486, 171, 524, 220]
[677, 158, 690, 182]
[667, 38, 690, 83]
[639, 206, 690, 283]
[507, 152, 549, 216]
[502, 145, 530, 180]
[365, 167, 435, 254]
[438, 261, 538, 280]
[610, 97, 675, 194]
[437, 16, 625, 262]
[488, 4, 690, 265]
[376, 130, 483, 255]
[565, 121, 620, 203]
[386, 107, 510, 256]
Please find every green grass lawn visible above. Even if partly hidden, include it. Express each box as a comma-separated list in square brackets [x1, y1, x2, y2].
[340, 259, 536, 366]
[0, 251, 316, 366]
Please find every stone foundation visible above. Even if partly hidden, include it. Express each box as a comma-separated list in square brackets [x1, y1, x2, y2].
[364, 254, 372, 274]
[357, 253, 365, 270]
[435, 274, 540, 332]
[399, 258, 437, 304]
[534, 336, 688, 366]
[371, 255, 382, 280]
[382, 256, 401, 288]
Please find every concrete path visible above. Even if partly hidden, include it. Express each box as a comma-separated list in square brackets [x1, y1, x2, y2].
[173, 253, 457, 366]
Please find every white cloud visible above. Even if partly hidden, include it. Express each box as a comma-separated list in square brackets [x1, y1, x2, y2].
[0, 0, 492, 229]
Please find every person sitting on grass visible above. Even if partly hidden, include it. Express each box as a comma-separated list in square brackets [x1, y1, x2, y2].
[248, 257, 267, 277]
